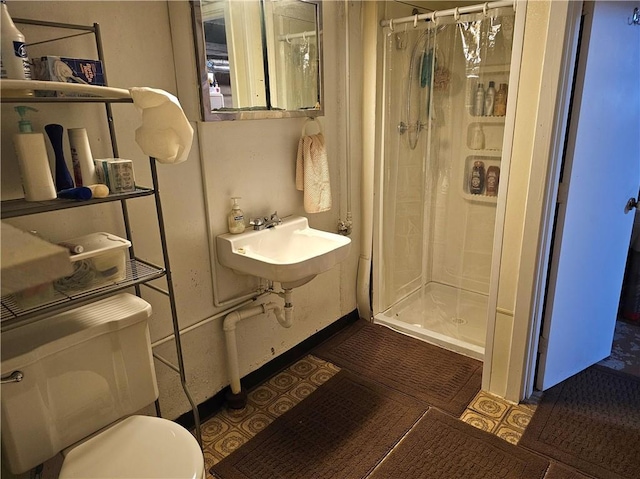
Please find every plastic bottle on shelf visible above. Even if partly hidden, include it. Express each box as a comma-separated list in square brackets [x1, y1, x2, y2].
[44, 124, 75, 192]
[12, 106, 57, 201]
[494, 83, 508, 116]
[0, 0, 31, 80]
[486, 166, 500, 196]
[470, 124, 485, 150]
[469, 161, 485, 195]
[474, 83, 485, 117]
[227, 197, 245, 234]
[68, 128, 98, 186]
[484, 81, 496, 116]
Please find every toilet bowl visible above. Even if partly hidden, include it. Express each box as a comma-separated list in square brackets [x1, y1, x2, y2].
[0, 294, 204, 478]
[59, 416, 204, 479]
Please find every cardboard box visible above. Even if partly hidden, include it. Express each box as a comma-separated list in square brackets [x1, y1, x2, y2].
[32, 56, 105, 96]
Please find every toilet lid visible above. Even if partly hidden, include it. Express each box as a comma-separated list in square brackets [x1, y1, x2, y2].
[59, 415, 204, 479]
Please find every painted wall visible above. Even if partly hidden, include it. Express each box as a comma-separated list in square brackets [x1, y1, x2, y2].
[0, 0, 359, 427]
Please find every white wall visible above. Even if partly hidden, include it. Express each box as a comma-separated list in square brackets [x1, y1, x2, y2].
[1, 0, 359, 425]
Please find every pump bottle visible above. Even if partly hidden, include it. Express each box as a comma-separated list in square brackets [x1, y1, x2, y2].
[13, 106, 57, 201]
[228, 197, 245, 234]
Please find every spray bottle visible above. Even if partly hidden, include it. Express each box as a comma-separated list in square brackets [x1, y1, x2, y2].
[13, 106, 57, 201]
[1, 0, 31, 80]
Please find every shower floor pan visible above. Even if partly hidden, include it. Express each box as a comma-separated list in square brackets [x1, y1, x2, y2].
[375, 282, 487, 360]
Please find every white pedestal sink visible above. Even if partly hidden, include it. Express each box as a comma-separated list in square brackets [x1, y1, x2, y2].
[216, 216, 351, 289]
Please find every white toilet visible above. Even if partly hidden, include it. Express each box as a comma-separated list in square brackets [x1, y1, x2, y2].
[0, 293, 205, 478]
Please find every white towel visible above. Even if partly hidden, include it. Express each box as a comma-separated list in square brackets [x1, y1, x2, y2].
[129, 87, 194, 164]
[296, 133, 331, 213]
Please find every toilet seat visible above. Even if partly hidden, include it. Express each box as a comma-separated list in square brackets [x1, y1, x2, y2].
[58, 415, 204, 479]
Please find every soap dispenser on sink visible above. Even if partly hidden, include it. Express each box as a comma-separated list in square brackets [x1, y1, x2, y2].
[227, 197, 245, 234]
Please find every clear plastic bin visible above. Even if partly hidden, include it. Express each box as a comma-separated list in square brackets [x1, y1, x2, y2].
[54, 232, 131, 292]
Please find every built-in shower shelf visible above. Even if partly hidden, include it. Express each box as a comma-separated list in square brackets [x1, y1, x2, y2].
[460, 192, 498, 204]
[466, 114, 506, 123]
[464, 148, 502, 157]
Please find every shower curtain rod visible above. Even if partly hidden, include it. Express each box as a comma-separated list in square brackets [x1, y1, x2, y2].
[379, 0, 515, 28]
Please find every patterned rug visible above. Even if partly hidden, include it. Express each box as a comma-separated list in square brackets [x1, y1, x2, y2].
[598, 319, 640, 376]
[520, 365, 640, 479]
[367, 408, 549, 479]
[209, 370, 425, 479]
[312, 319, 482, 416]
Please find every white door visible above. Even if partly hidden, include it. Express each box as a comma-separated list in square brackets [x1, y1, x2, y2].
[536, 0, 640, 390]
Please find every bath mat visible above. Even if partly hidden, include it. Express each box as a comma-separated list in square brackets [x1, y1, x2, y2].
[520, 365, 640, 479]
[312, 319, 482, 415]
[367, 408, 549, 479]
[544, 463, 593, 479]
[209, 370, 425, 479]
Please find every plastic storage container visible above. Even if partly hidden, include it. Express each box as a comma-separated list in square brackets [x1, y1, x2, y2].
[54, 232, 131, 291]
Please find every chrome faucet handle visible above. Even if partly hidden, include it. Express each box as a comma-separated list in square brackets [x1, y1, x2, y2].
[249, 217, 265, 230]
[270, 211, 282, 223]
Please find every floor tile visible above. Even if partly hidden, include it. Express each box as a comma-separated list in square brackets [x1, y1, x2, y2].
[468, 391, 510, 420]
[495, 424, 523, 445]
[460, 409, 498, 432]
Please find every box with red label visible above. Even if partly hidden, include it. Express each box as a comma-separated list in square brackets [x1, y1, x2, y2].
[32, 56, 105, 96]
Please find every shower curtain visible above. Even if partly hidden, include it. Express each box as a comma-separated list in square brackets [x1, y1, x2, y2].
[377, 8, 515, 339]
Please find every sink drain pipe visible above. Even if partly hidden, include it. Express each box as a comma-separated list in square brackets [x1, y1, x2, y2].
[223, 289, 294, 408]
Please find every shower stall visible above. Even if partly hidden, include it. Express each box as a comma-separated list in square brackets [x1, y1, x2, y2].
[372, 3, 516, 360]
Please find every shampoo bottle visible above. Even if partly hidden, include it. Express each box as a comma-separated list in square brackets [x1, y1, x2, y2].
[474, 83, 485, 117]
[13, 106, 57, 201]
[469, 161, 485, 195]
[228, 197, 245, 234]
[484, 81, 496, 116]
[494, 83, 508, 116]
[470, 124, 485, 150]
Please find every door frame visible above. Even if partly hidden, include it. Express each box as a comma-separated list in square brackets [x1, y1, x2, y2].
[502, 0, 584, 401]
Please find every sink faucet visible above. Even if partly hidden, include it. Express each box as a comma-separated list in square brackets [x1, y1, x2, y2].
[249, 211, 282, 230]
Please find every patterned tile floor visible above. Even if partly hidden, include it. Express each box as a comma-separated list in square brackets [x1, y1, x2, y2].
[201, 354, 539, 476]
[202, 319, 640, 476]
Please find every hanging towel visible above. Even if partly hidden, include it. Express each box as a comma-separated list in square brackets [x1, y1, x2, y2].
[296, 133, 332, 213]
[129, 87, 194, 164]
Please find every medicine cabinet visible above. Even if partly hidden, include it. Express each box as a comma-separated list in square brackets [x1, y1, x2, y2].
[191, 0, 323, 121]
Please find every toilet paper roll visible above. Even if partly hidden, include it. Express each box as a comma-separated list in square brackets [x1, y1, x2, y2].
[68, 128, 97, 187]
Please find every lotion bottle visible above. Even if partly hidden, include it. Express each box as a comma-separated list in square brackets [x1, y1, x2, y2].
[228, 197, 245, 234]
[13, 106, 57, 201]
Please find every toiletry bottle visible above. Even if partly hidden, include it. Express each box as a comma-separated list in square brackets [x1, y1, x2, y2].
[45, 123, 74, 191]
[484, 81, 496, 116]
[13, 106, 57, 201]
[470, 124, 485, 150]
[0, 0, 31, 81]
[474, 83, 485, 116]
[228, 197, 245, 234]
[469, 161, 485, 195]
[486, 166, 500, 196]
[494, 83, 508, 116]
[68, 128, 98, 186]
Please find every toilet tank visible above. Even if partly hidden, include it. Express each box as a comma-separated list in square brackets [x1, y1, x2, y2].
[1, 293, 158, 475]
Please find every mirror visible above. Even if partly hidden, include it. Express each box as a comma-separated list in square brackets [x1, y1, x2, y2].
[192, 0, 323, 121]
